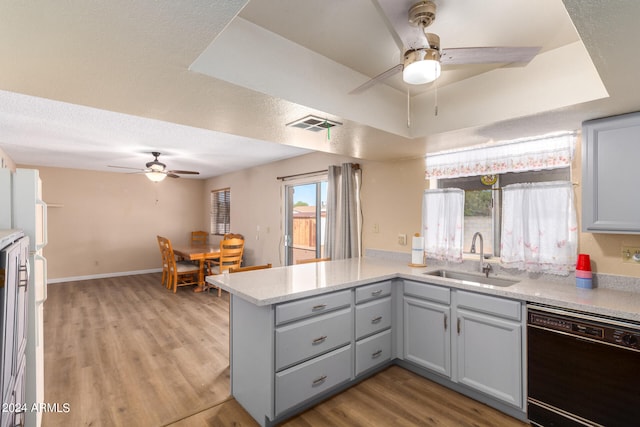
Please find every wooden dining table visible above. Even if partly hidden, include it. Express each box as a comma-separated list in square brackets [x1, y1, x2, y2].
[172, 242, 220, 292]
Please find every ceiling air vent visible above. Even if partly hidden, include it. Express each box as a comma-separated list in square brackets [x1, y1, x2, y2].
[286, 115, 342, 133]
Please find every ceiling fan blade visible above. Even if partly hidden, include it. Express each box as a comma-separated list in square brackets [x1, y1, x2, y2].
[440, 46, 541, 65]
[167, 170, 200, 175]
[350, 63, 403, 95]
[108, 165, 146, 171]
[166, 173, 181, 178]
[371, 0, 406, 51]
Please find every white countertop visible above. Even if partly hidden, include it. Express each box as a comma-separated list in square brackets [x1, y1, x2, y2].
[206, 257, 640, 322]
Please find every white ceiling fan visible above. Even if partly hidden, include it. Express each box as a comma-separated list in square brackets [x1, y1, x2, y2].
[351, 0, 541, 94]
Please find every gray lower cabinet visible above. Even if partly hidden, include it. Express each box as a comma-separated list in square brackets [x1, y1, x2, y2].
[403, 280, 451, 377]
[402, 280, 524, 410]
[275, 344, 352, 415]
[455, 291, 522, 408]
[355, 329, 392, 375]
[229, 278, 523, 427]
[354, 282, 393, 376]
[275, 308, 352, 371]
[403, 296, 451, 377]
[230, 281, 394, 426]
[274, 295, 354, 417]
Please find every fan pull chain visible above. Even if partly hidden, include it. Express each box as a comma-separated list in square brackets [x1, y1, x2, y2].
[434, 76, 439, 116]
[407, 88, 411, 128]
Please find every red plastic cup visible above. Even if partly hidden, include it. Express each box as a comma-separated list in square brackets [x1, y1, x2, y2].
[576, 253, 591, 271]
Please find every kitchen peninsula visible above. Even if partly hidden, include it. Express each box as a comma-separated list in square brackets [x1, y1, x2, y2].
[207, 257, 640, 426]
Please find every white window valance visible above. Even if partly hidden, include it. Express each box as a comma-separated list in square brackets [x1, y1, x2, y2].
[425, 132, 576, 179]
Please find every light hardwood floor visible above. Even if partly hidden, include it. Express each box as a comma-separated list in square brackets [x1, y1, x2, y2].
[44, 273, 528, 426]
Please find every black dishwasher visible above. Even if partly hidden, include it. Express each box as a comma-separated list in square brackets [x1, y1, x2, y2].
[527, 304, 640, 426]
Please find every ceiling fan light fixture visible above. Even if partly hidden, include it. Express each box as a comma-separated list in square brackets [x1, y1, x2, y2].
[146, 171, 167, 182]
[403, 48, 441, 85]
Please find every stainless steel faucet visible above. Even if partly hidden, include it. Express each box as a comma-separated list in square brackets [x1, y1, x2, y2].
[470, 232, 492, 277]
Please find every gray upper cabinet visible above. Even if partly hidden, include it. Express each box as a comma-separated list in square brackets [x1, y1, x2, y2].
[582, 112, 640, 234]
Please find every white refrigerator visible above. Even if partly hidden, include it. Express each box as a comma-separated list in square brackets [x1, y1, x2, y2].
[1, 168, 47, 427]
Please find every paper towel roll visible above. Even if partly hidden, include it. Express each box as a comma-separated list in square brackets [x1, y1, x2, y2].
[411, 236, 424, 265]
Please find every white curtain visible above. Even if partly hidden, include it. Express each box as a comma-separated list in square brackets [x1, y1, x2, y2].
[500, 181, 577, 275]
[425, 132, 576, 179]
[325, 163, 361, 260]
[422, 189, 464, 262]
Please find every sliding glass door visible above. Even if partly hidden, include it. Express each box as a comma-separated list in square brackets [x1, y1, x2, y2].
[284, 180, 328, 265]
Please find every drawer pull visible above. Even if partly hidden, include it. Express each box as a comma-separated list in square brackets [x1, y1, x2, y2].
[457, 318, 461, 335]
[312, 304, 327, 311]
[371, 289, 382, 296]
[444, 314, 448, 331]
[312, 335, 328, 345]
[371, 350, 383, 358]
[312, 375, 327, 386]
[371, 316, 383, 324]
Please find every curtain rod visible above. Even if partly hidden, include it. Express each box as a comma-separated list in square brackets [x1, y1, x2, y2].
[276, 163, 360, 181]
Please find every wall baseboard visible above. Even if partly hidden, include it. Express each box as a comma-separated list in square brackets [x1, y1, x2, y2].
[48, 268, 163, 284]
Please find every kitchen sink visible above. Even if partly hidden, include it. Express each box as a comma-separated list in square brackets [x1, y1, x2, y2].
[424, 269, 519, 287]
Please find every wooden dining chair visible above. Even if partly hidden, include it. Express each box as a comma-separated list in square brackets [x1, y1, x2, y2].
[207, 237, 245, 296]
[223, 232, 244, 240]
[296, 257, 331, 264]
[157, 235, 171, 288]
[191, 230, 208, 244]
[229, 263, 272, 273]
[158, 236, 200, 293]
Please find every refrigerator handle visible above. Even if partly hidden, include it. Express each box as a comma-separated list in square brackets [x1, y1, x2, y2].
[19, 259, 29, 291]
[35, 253, 47, 303]
[37, 200, 48, 250]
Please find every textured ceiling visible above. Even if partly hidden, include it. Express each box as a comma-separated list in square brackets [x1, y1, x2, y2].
[0, 0, 638, 177]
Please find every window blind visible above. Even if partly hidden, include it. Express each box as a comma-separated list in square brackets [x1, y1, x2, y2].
[210, 188, 230, 235]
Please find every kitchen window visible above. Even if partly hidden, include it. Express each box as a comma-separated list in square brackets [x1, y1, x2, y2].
[210, 188, 230, 235]
[438, 168, 570, 257]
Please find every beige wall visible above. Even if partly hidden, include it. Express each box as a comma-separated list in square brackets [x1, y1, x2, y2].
[6, 136, 640, 280]
[31, 166, 205, 280]
[203, 151, 427, 267]
[203, 152, 366, 266]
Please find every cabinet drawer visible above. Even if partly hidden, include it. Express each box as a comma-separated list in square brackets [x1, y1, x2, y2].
[355, 329, 392, 376]
[276, 308, 352, 371]
[275, 344, 352, 416]
[276, 290, 352, 325]
[355, 296, 392, 340]
[404, 280, 450, 304]
[355, 281, 392, 304]
[456, 290, 521, 321]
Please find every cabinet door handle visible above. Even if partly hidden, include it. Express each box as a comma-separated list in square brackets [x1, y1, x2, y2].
[371, 289, 382, 297]
[312, 335, 327, 345]
[312, 304, 327, 311]
[371, 350, 383, 358]
[312, 375, 327, 386]
[457, 318, 461, 335]
[371, 316, 382, 324]
[444, 314, 448, 331]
